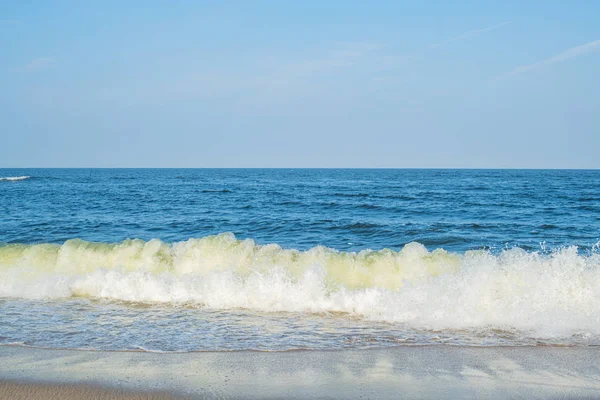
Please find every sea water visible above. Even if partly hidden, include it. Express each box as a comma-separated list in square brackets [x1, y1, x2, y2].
[1, 169, 599, 351]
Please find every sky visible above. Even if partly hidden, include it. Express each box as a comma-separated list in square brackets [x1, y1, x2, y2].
[1, 0, 599, 168]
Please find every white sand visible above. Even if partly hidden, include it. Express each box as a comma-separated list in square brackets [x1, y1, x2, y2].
[1, 346, 599, 399]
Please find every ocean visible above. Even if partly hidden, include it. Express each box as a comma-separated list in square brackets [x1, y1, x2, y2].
[1, 168, 599, 351]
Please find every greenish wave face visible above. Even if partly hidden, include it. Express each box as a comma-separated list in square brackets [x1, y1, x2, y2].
[0, 233, 463, 290]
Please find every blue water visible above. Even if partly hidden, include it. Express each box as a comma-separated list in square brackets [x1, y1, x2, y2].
[2, 169, 599, 251]
[1, 169, 599, 351]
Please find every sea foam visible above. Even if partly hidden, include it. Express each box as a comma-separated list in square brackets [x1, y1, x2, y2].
[0, 176, 30, 181]
[1, 233, 599, 337]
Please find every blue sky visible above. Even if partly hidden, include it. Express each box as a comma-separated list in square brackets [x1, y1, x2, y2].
[1, 1, 599, 168]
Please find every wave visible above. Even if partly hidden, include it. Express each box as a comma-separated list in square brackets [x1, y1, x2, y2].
[334, 193, 370, 198]
[201, 189, 232, 193]
[0, 176, 30, 181]
[1, 233, 599, 338]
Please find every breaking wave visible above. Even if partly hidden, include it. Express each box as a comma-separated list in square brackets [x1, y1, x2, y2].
[1, 233, 599, 338]
[0, 176, 30, 181]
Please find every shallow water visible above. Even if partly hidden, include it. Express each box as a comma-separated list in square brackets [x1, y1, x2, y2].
[1, 169, 599, 351]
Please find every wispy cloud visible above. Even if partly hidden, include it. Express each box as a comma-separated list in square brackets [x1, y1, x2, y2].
[500, 39, 600, 79]
[252, 41, 382, 96]
[82, 42, 382, 108]
[375, 21, 511, 71]
[265, 41, 382, 77]
[16, 57, 57, 72]
[429, 21, 512, 50]
[89, 26, 508, 107]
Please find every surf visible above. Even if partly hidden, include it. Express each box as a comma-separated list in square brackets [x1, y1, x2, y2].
[1, 233, 599, 338]
[0, 176, 30, 181]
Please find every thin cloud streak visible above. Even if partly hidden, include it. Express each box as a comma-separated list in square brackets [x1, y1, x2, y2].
[500, 39, 600, 79]
[375, 21, 511, 71]
[16, 57, 57, 72]
[429, 21, 512, 49]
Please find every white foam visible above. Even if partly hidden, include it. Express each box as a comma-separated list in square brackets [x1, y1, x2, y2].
[0, 176, 30, 181]
[1, 234, 599, 338]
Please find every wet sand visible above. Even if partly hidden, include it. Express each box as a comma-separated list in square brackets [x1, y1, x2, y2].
[1, 346, 599, 399]
[0, 381, 184, 400]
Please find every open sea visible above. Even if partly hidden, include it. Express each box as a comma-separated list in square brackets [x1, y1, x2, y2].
[1, 168, 599, 351]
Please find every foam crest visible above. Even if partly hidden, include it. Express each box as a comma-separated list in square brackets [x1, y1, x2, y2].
[0, 176, 30, 181]
[1, 233, 599, 337]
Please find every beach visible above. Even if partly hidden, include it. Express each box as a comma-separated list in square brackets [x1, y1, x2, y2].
[1, 345, 600, 399]
[0, 381, 180, 400]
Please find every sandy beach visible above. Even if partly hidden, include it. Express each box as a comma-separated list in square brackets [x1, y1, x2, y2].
[1, 346, 599, 399]
[0, 381, 183, 400]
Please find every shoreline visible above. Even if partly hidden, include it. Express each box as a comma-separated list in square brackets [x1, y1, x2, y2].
[2, 346, 600, 399]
